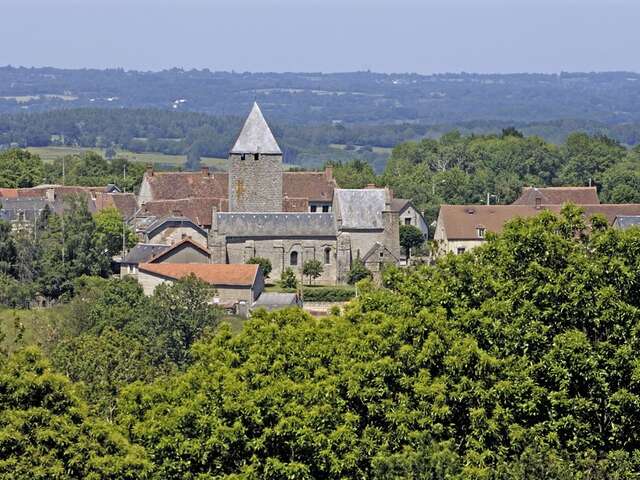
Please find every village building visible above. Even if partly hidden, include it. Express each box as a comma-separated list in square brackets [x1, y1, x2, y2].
[136, 263, 264, 313]
[434, 203, 640, 255]
[134, 103, 402, 284]
[512, 186, 600, 206]
[391, 198, 428, 236]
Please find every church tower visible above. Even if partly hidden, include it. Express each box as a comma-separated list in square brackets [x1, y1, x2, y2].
[228, 102, 283, 212]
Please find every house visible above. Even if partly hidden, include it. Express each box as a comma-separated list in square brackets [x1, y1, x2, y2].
[120, 237, 211, 278]
[434, 203, 640, 255]
[143, 215, 208, 246]
[512, 186, 599, 206]
[391, 197, 428, 236]
[136, 263, 264, 308]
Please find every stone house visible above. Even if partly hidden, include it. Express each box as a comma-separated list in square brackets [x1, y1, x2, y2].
[391, 198, 428, 237]
[120, 237, 210, 278]
[143, 215, 208, 246]
[136, 263, 264, 306]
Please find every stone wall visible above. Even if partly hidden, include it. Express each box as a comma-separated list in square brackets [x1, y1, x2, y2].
[222, 236, 344, 285]
[228, 153, 283, 212]
[147, 227, 207, 246]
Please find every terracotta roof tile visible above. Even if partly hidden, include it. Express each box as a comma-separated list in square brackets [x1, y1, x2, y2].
[143, 169, 336, 204]
[141, 197, 227, 227]
[138, 263, 258, 286]
[513, 186, 599, 205]
[439, 203, 640, 240]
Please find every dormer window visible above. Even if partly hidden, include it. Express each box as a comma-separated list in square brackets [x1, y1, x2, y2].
[476, 227, 486, 238]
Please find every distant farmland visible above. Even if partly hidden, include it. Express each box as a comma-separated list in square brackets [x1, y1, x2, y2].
[27, 146, 228, 170]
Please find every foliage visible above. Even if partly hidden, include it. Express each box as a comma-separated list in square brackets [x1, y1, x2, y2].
[0, 148, 43, 188]
[51, 328, 163, 420]
[0, 347, 150, 478]
[94, 207, 137, 257]
[302, 259, 323, 285]
[301, 285, 355, 302]
[327, 159, 377, 188]
[146, 274, 221, 367]
[280, 267, 298, 289]
[246, 256, 273, 278]
[0, 274, 34, 309]
[399, 224, 424, 258]
[116, 209, 640, 477]
[347, 258, 372, 284]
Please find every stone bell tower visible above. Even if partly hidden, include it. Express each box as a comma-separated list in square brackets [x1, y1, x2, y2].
[228, 102, 283, 212]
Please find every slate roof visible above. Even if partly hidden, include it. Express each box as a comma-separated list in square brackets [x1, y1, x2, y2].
[138, 263, 259, 287]
[335, 188, 386, 229]
[146, 237, 210, 263]
[144, 215, 208, 239]
[390, 198, 412, 213]
[230, 102, 282, 154]
[438, 204, 640, 240]
[216, 212, 337, 237]
[613, 215, 640, 229]
[122, 244, 170, 264]
[512, 187, 599, 205]
[253, 292, 300, 310]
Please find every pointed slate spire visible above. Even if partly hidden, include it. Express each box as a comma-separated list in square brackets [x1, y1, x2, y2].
[230, 102, 282, 155]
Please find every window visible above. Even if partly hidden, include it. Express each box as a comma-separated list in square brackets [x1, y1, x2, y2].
[310, 205, 317, 213]
[290, 251, 298, 266]
[476, 227, 486, 238]
[254, 153, 259, 160]
[322, 205, 330, 212]
[457, 247, 466, 255]
[379, 251, 384, 258]
[240, 154, 246, 160]
[535, 197, 542, 207]
[404, 217, 412, 225]
[324, 247, 331, 264]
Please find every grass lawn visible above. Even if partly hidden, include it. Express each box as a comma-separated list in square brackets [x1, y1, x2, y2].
[27, 146, 228, 170]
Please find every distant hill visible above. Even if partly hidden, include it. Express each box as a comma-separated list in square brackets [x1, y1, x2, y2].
[2, 67, 640, 126]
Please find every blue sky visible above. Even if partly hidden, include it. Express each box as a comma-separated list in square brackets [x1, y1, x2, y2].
[2, 0, 638, 73]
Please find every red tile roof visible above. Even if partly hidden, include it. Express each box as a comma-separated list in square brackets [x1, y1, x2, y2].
[143, 168, 336, 204]
[512, 186, 599, 205]
[438, 203, 640, 240]
[138, 263, 259, 286]
[141, 197, 228, 227]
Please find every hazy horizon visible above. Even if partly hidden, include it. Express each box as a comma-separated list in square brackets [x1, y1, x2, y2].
[2, 0, 639, 75]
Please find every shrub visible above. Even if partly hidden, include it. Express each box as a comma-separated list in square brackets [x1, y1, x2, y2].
[280, 268, 298, 289]
[246, 257, 272, 278]
[301, 286, 355, 302]
[347, 258, 372, 284]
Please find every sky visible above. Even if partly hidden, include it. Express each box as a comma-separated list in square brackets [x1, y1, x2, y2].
[2, 0, 638, 74]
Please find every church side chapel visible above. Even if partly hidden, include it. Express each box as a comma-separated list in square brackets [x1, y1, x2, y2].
[134, 102, 402, 286]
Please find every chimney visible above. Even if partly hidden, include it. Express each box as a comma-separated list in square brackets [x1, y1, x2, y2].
[201, 166, 209, 177]
[324, 165, 333, 180]
[211, 206, 218, 233]
[146, 164, 154, 177]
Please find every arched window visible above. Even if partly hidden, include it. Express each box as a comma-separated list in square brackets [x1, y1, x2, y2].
[290, 251, 298, 266]
[324, 247, 331, 264]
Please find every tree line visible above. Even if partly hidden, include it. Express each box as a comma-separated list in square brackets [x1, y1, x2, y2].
[3, 206, 640, 477]
[331, 130, 640, 225]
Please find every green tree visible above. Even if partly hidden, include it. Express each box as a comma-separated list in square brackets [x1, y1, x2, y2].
[280, 267, 298, 289]
[52, 328, 163, 420]
[246, 256, 273, 278]
[302, 259, 323, 285]
[0, 348, 150, 478]
[147, 274, 220, 367]
[0, 149, 44, 188]
[399, 224, 424, 259]
[94, 207, 137, 257]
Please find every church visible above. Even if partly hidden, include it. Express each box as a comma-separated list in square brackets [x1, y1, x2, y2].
[135, 103, 402, 284]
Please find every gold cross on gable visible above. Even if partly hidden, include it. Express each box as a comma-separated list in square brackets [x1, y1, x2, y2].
[235, 178, 246, 198]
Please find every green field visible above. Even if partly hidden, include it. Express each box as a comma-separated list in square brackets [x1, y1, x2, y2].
[27, 146, 229, 170]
